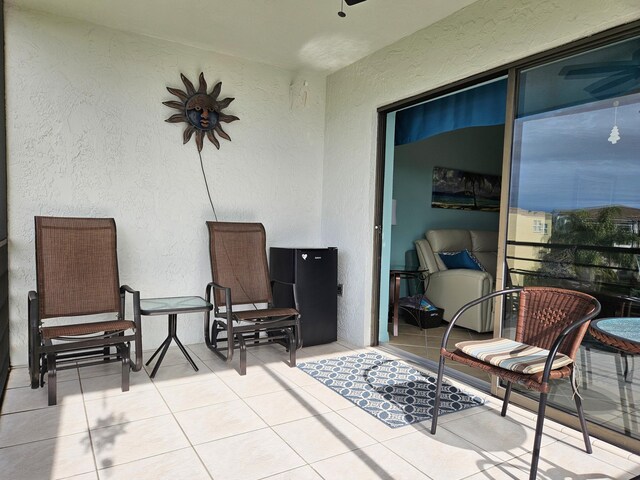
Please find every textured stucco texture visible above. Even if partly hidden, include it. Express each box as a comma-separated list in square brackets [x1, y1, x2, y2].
[321, 0, 640, 348]
[5, 7, 326, 364]
[5, 1, 640, 365]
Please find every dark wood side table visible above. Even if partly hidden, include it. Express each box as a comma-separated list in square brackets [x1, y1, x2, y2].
[389, 267, 427, 336]
[141, 296, 213, 378]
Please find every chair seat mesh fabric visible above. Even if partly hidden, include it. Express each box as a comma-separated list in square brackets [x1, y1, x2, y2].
[42, 320, 135, 339]
[233, 307, 299, 321]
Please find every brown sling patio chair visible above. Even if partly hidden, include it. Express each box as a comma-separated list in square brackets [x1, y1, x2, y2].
[28, 216, 143, 405]
[430, 286, 601, 480]
[204, 222, 301, 375]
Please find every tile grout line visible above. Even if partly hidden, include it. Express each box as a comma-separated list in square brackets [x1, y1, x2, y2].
[4, 343, 637, 479]
[263, 351, 412, 477]
[247, 345, 382, 478]
[78, 365, 101, 479]
[227, 362, 315, 474]
[147, 348, 217, 480]
[374, 442, 438, 480]
[0, 369, 91, 450]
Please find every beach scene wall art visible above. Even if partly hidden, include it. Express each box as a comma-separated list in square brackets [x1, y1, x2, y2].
[432, 166, 501, 211]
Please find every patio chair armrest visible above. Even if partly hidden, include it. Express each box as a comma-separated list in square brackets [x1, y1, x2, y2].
[119, 285, 141, 320]
[28, 290, 41, 388]
[440, 287, 522, 352]
[204, 281, 234, 348]
[205, 281, 233, 320]
[28, 290, 39, 329]
[119, 285, 143, 371]
[28, 290, 38, 319]
[206, 281, 228, 292]
[205, 281, 231, 301]
[270, 279, 300, 311]
[120, 284, 137, 295]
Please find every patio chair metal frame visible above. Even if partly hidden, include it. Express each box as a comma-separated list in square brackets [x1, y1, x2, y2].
[28, 216, 143, 405]
[203, 222, 301, 375]
[430, 286, 601, 480]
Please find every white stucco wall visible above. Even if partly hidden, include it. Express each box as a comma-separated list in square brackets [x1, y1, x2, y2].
[322, 0, 640, 346]
[5, 1, 640, 364]
[5, 7, 326, 365]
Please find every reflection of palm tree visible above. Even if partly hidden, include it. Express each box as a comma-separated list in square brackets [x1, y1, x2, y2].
[538, 206, 640, 285]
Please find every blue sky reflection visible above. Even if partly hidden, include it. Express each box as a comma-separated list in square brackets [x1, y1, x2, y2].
[511, 95, 640, 212]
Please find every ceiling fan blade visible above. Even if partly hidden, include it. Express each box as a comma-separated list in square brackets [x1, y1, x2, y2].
[585, 73, 638, 95]
[345, 0, 367, 5]
[559, 62, 636, 78]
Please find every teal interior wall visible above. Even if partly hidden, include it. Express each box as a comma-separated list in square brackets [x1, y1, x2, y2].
[391, 125, 504, 275]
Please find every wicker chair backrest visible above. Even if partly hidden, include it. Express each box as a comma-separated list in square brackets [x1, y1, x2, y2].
[207, 222, 272, 307]
[35, 216, 121, 319]
[516, 287, 599, 359]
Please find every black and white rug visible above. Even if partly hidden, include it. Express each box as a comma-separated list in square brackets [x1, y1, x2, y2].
[298, 352, 484, 428]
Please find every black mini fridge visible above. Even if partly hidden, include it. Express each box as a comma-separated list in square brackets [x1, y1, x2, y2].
[270, 247, 338, 347]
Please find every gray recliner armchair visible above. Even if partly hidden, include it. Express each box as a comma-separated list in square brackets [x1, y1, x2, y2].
[415, 229, 498, 332]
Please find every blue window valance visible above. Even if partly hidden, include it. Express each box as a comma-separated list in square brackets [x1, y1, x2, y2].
[395, 79, 508, 146]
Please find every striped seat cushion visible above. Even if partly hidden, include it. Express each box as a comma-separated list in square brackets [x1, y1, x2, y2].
[455, 338, 573, 374]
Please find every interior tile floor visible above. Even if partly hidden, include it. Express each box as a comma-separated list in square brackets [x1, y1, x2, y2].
[1, 341, 638, 480]
[388, 318, 494, 383]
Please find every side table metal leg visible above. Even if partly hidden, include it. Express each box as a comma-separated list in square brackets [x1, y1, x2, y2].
[146, 336, 171, 366]
[149, 314, 176, 378]
[149, 337, 172, 378]
[174, 335, 199, 372]
[393, 273, 401, 336]
[169, 314, 199, 373]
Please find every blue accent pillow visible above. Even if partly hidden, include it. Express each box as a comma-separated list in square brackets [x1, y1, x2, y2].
[438, 249, 485, 271]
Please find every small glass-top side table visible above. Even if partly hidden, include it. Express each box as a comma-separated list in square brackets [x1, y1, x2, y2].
[140, 296, 213, 378]
[389, 266, 427, 336]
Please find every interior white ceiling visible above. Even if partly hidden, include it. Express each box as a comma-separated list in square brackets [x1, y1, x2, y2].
[8, 0, 477, 74]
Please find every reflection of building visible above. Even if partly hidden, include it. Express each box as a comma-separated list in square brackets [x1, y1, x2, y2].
[552, 205, 640, 288]
[507, 208, 553, 285]
[556, 205, 640, 245]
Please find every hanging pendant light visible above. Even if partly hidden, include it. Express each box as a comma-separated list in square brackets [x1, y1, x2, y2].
[608, 100, 621, 144]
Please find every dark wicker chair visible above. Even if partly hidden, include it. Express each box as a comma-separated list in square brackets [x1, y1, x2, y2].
[204, 222, 301, 375]
[430, 286, 601, 480]
[28, 216, 143, 405]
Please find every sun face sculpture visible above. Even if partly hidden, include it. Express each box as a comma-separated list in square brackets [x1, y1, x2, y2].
[164, 72, 239, 151]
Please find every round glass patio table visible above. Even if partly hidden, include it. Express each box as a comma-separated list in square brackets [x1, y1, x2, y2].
[589, 317, 640, 355]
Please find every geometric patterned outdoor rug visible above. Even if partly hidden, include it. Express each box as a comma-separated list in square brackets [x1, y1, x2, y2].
[298, 352, 485, 428]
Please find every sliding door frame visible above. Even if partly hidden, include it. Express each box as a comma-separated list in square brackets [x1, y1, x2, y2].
[0, 0, 9, 404]
[373, 18, 640, 453]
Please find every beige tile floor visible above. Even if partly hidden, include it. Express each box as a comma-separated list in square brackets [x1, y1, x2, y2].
[1, 341, 638, 480]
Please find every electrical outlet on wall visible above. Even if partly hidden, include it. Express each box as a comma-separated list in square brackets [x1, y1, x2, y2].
[337, 284, 343, 296]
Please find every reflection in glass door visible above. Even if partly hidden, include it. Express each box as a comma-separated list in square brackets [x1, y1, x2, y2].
[382, 78, 507, 386]
[506, 35, 640, 441]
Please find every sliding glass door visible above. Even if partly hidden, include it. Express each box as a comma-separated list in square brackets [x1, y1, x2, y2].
[506, 35, 640, 441]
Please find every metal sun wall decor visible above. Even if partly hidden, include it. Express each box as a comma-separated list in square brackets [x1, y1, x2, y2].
[163, 72, 239, 152]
